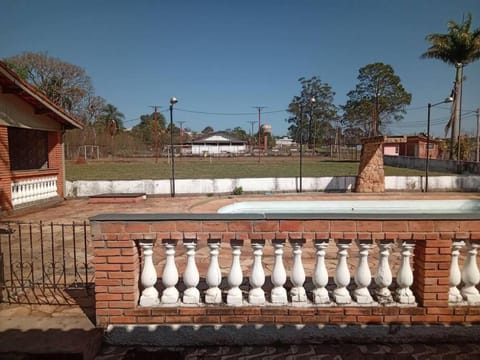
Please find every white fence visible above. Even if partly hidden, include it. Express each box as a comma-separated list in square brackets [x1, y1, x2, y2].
[65, 175, 480, 197]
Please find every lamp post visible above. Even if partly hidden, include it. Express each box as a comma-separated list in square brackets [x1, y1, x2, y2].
[425, 96, 453, 192]
[169, 97, 178, 197]
[299, 97, 316, 193]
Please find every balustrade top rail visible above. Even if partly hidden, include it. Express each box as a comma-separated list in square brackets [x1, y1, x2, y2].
[90, 212, 480, 221]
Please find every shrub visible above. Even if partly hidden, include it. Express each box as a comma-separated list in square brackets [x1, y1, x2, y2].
[232, 186, 243, 195]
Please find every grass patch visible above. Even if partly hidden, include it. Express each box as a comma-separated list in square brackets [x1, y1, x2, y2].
[66, 157, 449, 181]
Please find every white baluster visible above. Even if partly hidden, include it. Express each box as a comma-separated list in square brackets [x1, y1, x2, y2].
[290, 240, 307, 303]
[11, 183, 17, 207]
[53, 176, 58, 196]
[353, 240, 373, 304]
[271, 240, 287, 304]
[333, 240, 352, 304]
[312, 240, 330, 304]
[461, 241, 480, 304]
[395, 241, 416, 304]
[205, 241, 222, 304]
[161, 241, 179, 304]
[449, 241, 465, 303]
[33, 179, 38, 200]
[374, 240, 394, 304]
[139, 240, 159, 306]
[182, 241, 200, 304]
[249, 240, 266, 305]
[23, 182, 28, 202]
[28, 180, 33, 202]
[227, 240, 244, 305]
[18, 182, 25, 205]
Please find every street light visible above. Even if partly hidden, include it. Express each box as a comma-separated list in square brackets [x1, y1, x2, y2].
[425, 96, 453, 192]
[299, 97, 316, 193]
[169, 97, 178, 197]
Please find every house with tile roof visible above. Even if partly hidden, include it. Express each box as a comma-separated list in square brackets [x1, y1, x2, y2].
[191, 131, 247, 156]
[0, 61, 83, 212]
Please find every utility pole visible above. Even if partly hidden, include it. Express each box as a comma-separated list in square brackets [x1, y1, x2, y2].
[149, 105, 161, 163]
[253, 106, 266, 162]
[247, 120, 256, 154]
[476, 108, 480, 162]
[176, 120, 186, 155]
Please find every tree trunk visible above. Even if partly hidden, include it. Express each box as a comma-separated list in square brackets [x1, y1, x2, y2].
[451, 64, 463, 159]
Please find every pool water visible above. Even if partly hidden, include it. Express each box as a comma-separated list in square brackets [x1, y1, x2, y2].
[218, 200, 480, 215]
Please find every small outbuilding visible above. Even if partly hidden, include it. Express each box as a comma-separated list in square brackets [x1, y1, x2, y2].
[383, 134, 440, 159]
[0, 61, 83, 213]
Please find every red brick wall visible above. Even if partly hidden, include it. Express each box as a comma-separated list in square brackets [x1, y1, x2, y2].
[0, 126, 12, 211]
[91, 218, 480, 327]
[48, 131, 64, 197]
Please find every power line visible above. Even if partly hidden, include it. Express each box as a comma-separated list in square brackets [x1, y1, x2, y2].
[175, 107, 285, 116]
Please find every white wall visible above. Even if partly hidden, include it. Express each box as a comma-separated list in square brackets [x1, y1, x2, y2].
[65, 175, 480, 197]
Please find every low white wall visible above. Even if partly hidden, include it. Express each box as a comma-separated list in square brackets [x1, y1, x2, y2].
[65, 175, 480, 197]
[384, 155, 480, 175]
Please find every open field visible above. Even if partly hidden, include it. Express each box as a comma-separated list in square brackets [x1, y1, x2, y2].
[65, 157, 448, 181]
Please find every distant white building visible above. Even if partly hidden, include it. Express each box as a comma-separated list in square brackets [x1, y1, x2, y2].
[275, 137, 296, 148]
[191, 132, 247, 155]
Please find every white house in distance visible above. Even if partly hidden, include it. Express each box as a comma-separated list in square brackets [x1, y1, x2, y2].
[191, 131, 247, 156]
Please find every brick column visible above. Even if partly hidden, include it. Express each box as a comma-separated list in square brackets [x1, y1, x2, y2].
[413, 238, 450, 308]
[0, 126, 12, 211]
[92, 222, 140, 326]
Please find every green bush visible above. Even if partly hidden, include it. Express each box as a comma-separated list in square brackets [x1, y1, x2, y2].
[232, 186, 243, 195]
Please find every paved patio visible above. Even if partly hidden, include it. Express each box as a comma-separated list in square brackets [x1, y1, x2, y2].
[5, 191, 480, 223]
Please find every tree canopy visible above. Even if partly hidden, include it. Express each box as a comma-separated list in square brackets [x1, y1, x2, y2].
[98, 104, 125, 135]
[287, 76, 338, 147]
[131, 112, 167, 146]
[421, 13, 480, 66]
[342, 63, 412, 137]
[421, 13, 480, 157]
[4, 52, 94, 117]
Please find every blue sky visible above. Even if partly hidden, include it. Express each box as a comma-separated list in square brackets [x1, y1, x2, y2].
[1, 0, 479, 137]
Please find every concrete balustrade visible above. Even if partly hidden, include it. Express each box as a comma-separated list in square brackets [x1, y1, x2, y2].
[137, 237, 419, 307]
[90, 214, 480, 328]
[11, 175, 58, 207]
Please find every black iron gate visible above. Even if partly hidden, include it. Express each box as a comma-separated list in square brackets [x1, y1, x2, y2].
[0, 221, 93, 304]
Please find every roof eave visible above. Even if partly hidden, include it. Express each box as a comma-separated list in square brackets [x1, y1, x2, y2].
[0, 62, 84, 130]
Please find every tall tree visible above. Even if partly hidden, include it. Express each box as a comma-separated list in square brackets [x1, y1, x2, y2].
[421, 13, 480, 158]
[202, 126, 214, 134]
[98, 104, 125, 135]
[4, 52, 93, 116]
[131, 112, 167, 146]
[226, 127, 249, 141]
[342, 63, 411, 137]
[287, 76, 338, 148]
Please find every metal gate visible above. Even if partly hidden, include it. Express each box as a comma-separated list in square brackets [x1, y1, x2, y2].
[0, 221, 93, 304]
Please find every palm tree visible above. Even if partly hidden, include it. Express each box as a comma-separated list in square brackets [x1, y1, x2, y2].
[98, 104, 125, 158]
[98, 104, 125, 135]
[421, 13, 480, 159]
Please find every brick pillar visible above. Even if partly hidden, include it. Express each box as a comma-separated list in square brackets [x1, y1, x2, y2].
[48, 131, 64, 197]
[413, 239, 451, 307]
[92, 223, 140, 327]
[0, 126, 12, 211]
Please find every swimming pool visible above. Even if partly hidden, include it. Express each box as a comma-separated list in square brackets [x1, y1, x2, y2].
[217, 199, 480, 215]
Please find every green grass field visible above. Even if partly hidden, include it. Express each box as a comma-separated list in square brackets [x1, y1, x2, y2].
[65, 157, 449, 181]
